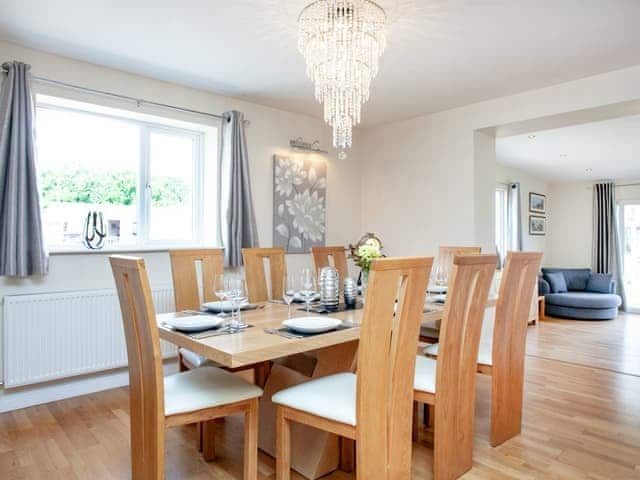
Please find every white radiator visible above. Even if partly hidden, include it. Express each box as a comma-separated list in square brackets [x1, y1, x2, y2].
[3, 287, 177, 388]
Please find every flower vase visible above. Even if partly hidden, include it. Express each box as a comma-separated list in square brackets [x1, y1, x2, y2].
[361, 269, 369, 304]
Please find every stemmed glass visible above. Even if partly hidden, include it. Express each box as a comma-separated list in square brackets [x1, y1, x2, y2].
[300, 268, 318, 313]
[226, 276, 248, 331]
[214, 273, 230, 318]
[283, 273, 298, 318]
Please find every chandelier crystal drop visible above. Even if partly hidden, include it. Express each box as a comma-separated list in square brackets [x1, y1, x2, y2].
[298, 0, 386, 150]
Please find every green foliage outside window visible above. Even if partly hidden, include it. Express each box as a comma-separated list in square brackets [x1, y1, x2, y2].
[39, 165, 188, 207]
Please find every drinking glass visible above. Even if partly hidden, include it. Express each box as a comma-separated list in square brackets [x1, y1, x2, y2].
[283, 273, 298, 318]
[226, 276, 248, 330]
[300, 268, 318, 313]
[214, 273, 230, 317]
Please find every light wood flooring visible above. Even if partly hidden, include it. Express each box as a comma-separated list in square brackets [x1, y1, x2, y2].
[1, 314, 639, 479]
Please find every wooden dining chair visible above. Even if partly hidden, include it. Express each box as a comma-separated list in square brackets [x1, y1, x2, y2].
[110, 255, 262, 479]
[420, 246, 483, 343]
[273, 256, 433, 480]
[242, 247, 286, 303]
[436, 245, 481, 278]
[413, 254, 498, 480]
[169, 249, 224, 371]
[310, 246, 349, 279]
[424, 251, 542, 447]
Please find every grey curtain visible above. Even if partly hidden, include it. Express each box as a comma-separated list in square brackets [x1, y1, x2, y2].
[592, 182, 626, 310]
[507, 182, 522, 252]
[0, 61, 48, 276]
[219, 111, 258, 267]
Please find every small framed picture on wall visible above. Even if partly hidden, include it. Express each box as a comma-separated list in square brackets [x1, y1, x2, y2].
[529, 192, 546, 214]
[529, 215, 546, 236]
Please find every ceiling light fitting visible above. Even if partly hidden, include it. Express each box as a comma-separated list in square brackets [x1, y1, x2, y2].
[297, 0, 387, 151]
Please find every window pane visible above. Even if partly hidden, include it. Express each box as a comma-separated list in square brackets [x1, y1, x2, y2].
[148, 131, 194, 241]
[36, 107, 139, 247]
[622, 204, 640, 310]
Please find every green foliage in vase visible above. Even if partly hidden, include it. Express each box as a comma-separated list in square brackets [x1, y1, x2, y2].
[355, 242, 383, 270]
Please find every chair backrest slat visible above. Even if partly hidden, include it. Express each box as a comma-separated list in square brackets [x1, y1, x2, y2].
[311, 246, 349, 280]
[109, 255, 165, 479]
[491, 252, 543, 436]
[169, 249, 225, 311]
[434, 254, 497, 477]
[242, 247, 286, 303]
[356, 257, 433, 480]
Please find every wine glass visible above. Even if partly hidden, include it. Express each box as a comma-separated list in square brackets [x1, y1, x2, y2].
[300, 268, 318, 313]
[283, 273, 298, 318]
[226, 276, 248, 331]
[214, 273, 230, 317]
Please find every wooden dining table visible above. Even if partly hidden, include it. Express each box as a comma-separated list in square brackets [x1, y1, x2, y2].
[158, 299, 496, 479]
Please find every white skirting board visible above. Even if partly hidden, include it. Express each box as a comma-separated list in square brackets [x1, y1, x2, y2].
[0, 360, 178, 413]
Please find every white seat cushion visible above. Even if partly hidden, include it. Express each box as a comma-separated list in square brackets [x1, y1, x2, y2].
[423, 342, 493, 366]
[414, 356, 437, 394]
[164, 366, 262, 417]
[271, 373, 357, 426]
[179, 347, 218, 368]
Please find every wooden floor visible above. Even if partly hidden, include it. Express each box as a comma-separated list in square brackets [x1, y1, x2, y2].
[1, 314, 639, 479]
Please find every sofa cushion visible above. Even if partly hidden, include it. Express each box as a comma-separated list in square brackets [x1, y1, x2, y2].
[545, 272, 568, 293]
[542, 268, 591, 291]
[545, 292, 621, 309]
[585, 273, 613, 294]
[538, 276, 551, 295]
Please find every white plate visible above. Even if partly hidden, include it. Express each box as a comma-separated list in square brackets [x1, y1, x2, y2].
[202, 300, 250, 313]
[283, 316, 342, 334]
[164, 315, 224, 332]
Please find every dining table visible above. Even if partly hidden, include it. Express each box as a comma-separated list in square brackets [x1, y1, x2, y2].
[158, 298, 497, 479]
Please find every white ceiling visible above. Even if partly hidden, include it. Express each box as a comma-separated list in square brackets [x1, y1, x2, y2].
[496, 114, 640, 182]
[1, 0, 640, 126]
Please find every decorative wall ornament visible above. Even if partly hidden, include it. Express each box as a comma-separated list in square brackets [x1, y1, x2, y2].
[529, 192, 546, 214]
[529, 215, 546, 236]
[273, 155, 326, 253]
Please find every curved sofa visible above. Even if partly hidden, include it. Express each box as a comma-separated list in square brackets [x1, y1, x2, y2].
[538, 268, 621, 320]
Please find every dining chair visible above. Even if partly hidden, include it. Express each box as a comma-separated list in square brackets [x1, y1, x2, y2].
[420, 246, 483, 343]
[169, 248, 225, 371]
[310, 246, 349, 279]
[413, 254, 498, 480]
[110, 255, 262, 479]
[423, 251, 543, 447]
[273, 256, 434, 480]
[242, 247, 286, 303]
[436, 246, 481, 277]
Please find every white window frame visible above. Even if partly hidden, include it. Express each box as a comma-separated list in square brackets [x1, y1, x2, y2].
[495, 183, 509, 267]
[618, 200, 640, 313]
[35, 98, 212, 252]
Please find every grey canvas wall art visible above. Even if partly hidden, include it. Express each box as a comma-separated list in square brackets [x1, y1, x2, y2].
[273, 155, 326, 253]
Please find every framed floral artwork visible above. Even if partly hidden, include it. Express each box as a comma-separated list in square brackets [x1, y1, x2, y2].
[273, 155, 326, 253]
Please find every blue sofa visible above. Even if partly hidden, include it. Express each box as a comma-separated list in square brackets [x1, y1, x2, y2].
[538, 268, 621, 320]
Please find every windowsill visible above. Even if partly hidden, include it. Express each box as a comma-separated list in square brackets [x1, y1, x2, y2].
[48, 244, 221, 255]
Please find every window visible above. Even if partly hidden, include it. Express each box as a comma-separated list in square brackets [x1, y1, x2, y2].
[35, 96, 217, 250]
[495, 184, 508, 266]
[619, 202, 640, 312]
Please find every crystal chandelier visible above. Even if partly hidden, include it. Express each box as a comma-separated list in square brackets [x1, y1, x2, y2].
[298, 0, 386, 151]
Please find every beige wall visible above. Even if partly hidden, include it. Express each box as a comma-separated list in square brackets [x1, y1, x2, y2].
[360, 64, 640, 259]
[0, 40, 363, 385]
[495, 163, 550, 264]
[548, 181, 640, 268]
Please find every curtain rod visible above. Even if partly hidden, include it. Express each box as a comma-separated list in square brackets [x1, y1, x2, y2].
[29, 75, 239, 123]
